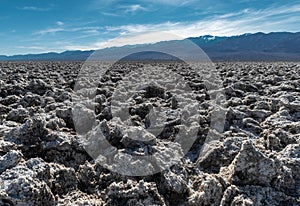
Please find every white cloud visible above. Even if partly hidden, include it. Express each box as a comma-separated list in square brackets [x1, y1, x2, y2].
[105, 22, 180, 33]
[144, 0, 196, 6]
[69, 26, 101, 32]
[34, 28, 65, 35]
[77, 29, 101, 38]
[101, 12, 121, 17]
[18, 6, 50, 11]
[82, 29, 99, 34]
[124, 4, 147, 13]
[16, 46, 46, 50]
[34, 26, 101, 35]
[56, 21, 64, 26]
[218, 9, 251, 19]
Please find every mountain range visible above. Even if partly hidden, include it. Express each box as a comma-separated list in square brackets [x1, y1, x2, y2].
[1, 32, 299, 61]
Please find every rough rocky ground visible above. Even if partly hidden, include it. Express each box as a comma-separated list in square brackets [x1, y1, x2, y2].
[0, 61, 299, 205]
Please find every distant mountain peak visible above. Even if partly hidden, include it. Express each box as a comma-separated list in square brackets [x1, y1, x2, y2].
[200, 35, 216, 41]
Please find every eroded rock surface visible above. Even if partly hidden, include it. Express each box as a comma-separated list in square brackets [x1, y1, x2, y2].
[0, 61, 299, 205]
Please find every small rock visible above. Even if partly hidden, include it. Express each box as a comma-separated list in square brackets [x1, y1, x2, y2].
[6, 107, 29, 123]
[0, 150, 23, 173]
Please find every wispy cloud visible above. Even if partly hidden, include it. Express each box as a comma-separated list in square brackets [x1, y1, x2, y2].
[123, 4, 148, 13]
[16, 46, 46, 50]
[70, 26, 102, 32]
[144, 0, 196, 6]
[56, 21, 64, 26]
[78, 29, 101, 38]
[34, 25, 101, 35]
[82, 29, 99, 34]
[101, 12, 121, 17]
[105, 21, 180, 35]
[218, 9, 251, 19]
[33, 22, 65, 36]
[34, 28, 65, 35]
[18, 6, 51, 11]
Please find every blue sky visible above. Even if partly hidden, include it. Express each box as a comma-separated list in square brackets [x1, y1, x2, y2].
[1, 0, 300, 55]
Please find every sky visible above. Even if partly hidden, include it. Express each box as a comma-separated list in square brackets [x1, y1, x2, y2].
[0, 0, 300, 55]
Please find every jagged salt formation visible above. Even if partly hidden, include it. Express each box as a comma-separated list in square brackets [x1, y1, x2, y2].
[0, 61, 299, 205]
